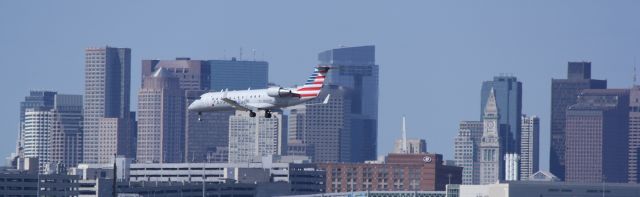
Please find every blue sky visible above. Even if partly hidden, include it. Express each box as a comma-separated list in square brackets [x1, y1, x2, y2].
[1, 1, 639, 170]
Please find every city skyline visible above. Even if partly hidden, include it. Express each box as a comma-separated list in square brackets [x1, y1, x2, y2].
[2, 1, 640, 171]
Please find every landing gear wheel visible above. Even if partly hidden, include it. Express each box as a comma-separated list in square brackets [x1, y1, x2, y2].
[265, 111, 272, 118]
[249, 111, 256, 117]
[197, 112, 203, 121]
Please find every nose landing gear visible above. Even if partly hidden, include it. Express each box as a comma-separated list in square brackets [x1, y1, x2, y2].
[197, 112, 202, 121]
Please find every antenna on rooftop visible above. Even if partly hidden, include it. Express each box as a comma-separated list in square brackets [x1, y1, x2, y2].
[252, 49, 256, 61]
[402, 116, 407, 154]
[239, 47, 243, 60]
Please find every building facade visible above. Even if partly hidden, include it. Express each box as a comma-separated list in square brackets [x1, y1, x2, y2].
[137, 69, 185, 163]
[519, 114, 539, 181]
[629, 85, 640, 183]
[318, 153, 462, 193]
[84, 46, 134, 163]
[453, 121, 483, 184]
[228, 111, 285, 163]
[550, 62, 607, 180]
[49, 94, 84, 168]
[318, 45, 379, 162]
[208, 58, 268, 91]
[393, 139, 427, 154]
[565, 89, 630, 183]
[480, 76, 522, 158]
[17, 90, 57, 158]
[479, 88, 502, 184]
[22, 108, 52, 169]
[288, 85, 350, 162]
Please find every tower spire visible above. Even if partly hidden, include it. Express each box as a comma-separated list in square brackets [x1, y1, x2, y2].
[402, 116, 407, 153]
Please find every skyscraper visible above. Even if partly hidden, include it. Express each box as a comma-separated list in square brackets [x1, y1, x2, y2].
[520, 114, 539, 181]
[141, 58, 211, 91]
[49, 94, 83, 168]
[228, 111, 285, 163]
[453, 121, 483, 184]
[550, 62, 607, 180]
[480, 76, 522, 156]
[137, 69, 185, 163]
[288, 85, 350, 162]
[629, 85, 640, 183]
[317, 45, 379, 162]
[565, 89, 629, 183]
[84, 46, 134, 163]
[23, 107, 52, 169]
[208, 58, 268, 91]
[479, 88, 502, 184]
[17, 91, 57, 157]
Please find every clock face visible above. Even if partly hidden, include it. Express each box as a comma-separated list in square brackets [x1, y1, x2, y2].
[487, 121, 495, 129]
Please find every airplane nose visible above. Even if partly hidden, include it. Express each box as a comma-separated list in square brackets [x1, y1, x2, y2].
[188, 100, 207, 111]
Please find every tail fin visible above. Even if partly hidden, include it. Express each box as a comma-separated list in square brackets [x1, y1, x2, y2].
[295, 66, 331, 99]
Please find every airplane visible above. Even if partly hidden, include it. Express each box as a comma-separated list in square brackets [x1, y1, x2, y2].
[187, 66, 331, 119]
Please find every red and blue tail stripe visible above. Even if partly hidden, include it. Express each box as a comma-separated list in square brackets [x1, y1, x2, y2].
[296, 66, 329, 98]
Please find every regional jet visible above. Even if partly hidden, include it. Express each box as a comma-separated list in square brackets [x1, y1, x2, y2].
[187, 66, 331, 119]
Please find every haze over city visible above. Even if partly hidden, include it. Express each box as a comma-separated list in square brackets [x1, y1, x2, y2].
[2, 0, 640, 172]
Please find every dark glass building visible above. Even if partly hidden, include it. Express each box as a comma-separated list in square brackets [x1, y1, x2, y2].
[550, 62, 607, 180]
[480, 76, 522, 155]
[628, 85, 640, 183]
[565, 89, 629, 183]
[208, 58, 268, 91]
[318, 45, 379, 162]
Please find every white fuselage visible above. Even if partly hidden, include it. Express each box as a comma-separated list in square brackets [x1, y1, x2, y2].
[188, 88, 312, 112]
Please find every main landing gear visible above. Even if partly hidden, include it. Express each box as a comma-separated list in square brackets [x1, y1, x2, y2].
[248, 110, 272, 118]
[264, 110, 272, 118]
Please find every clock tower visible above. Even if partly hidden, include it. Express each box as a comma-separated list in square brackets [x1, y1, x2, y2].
[480, 88, 502, 184]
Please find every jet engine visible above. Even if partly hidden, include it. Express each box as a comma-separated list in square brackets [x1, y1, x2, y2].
[267, 87, 295, 97]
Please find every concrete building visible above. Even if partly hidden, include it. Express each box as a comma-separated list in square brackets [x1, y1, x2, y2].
[480, 76, 522, 158]
[0, 171, 80, 196]
[519, 114, 539, 181]
[393, 139, 427, 154]
[279, 191, 446, 197]
[318, 153, 462, 193]
[16, 90, 57, 159]
[141, 57, 211, 91]
[479, 88, 503, 184]
[318, 45, 379, 162]
[453, 121, 483, 185]
[550, 62, 607, 180]
[565, 89, 630, 183]
[628, 85, 640, 183]
[228, 111, 285, 163]
[136, 68, 185, 163]
[22, 107, 52, 170]
[84, 46, 135, 163]
[288, 85, 350, 162]
[451, 181, 640, 197]
[71, 156, 324, 196]
[49, 94, 83, 169]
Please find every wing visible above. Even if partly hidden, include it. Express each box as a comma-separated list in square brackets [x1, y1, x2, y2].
[221, 98, 275, 111]
[221, 98, 255, 111]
